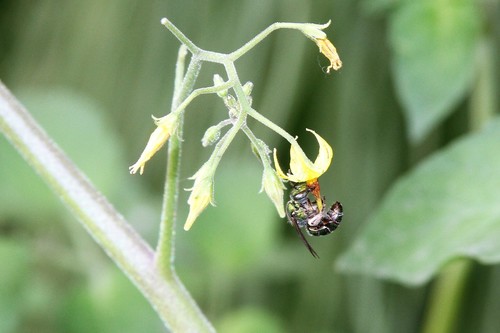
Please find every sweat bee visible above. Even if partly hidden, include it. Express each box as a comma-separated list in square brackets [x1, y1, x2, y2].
[286, 181, 343, 258]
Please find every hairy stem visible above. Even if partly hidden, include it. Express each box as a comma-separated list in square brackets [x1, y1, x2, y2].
[155, 53, 201, 272]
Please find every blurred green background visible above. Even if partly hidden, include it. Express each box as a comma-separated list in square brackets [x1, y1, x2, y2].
[1, 0, 499, 332]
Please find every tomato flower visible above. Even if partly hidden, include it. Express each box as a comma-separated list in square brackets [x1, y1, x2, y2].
[273, 129, 333, 183]
[129, 112, 180, 175]
[273, 129, 333, 210]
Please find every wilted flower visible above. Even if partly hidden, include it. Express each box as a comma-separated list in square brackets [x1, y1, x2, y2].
[184, 162, 215, 230]
[261, 167, 286, 217]
[301, 20, 342, 73]
[129, 112, 180, 175]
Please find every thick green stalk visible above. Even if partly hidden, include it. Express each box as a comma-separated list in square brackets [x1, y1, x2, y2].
[421, 260, 472, 333]
[0, 80, 214, 332]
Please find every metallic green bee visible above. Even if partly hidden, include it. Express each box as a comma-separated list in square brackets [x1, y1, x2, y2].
[286, 181, 343, 258]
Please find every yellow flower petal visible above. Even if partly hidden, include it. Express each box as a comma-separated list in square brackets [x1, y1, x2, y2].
[273, 148, 290, 180]
[308, 129, 333, 175]
[289, 142, 322, 181]
[273, 130, 333, 183]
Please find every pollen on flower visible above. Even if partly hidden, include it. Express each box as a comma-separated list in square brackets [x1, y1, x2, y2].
[316, 38, 342, 73]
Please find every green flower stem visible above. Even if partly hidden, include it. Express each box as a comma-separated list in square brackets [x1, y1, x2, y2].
[241, 124, 269, 165]
[247, 108, 296, 145]
[247, 107, 313, 162]
[172, 80, 234, 116]
[0, 80, 213, 332]
[161, 18, 201, 56]
[156, 52, 202, 278]
[229, 22, 316, 61]
[173, 45, 188, 103]
[201, 63, 249, 174]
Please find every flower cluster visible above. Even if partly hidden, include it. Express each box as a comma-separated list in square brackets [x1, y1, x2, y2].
[130, 19, 340, 231]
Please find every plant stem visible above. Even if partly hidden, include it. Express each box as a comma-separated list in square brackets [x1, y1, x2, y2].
[0, 80, 214, 332]
[229, 22, 313, 61]
[156, 52, 201, 274]
[161, 18, 200, 55]
[421, 260, 472, 333]
[247, 107, 296, 145]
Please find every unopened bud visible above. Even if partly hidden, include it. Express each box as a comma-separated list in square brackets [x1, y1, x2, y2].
[129, 112, 180, 175]
[184, 163, 215, 230]
[261, 167, 286, 218]
[213, 74, 228, 98]
[242, 81, 254, 96]
[202, 125, 221, 147]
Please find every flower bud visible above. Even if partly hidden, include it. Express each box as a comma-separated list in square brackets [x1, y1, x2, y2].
[213, 74, 228, 98]
[242, 81, 254, 96]
[129, 112, 180, 175]
[184, 163, 215, 230]
[261, 167, 286, 218]
[201, 125, 221, 147]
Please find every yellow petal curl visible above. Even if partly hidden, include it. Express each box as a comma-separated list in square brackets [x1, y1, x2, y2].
[273, 129, 333, 183]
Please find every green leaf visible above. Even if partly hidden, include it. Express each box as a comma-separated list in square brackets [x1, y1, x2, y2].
[337, 117, 500, 286]
[389, 0, 481, 142]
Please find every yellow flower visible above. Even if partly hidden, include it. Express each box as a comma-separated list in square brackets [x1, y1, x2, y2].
[273, 129, 333, 184]
[301, 20, 342, 73]
[184, 163, 215, 230]
[129, 113, 180, 175]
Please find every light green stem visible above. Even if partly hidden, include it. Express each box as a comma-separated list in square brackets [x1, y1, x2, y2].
[172, 80, 234, 115]
[229, 22, 317, 61]
[421, 260, 472, 333]
[161, 18, 201, 55]
[247, 107, 296, 145]
[156, 52, 202, 275]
